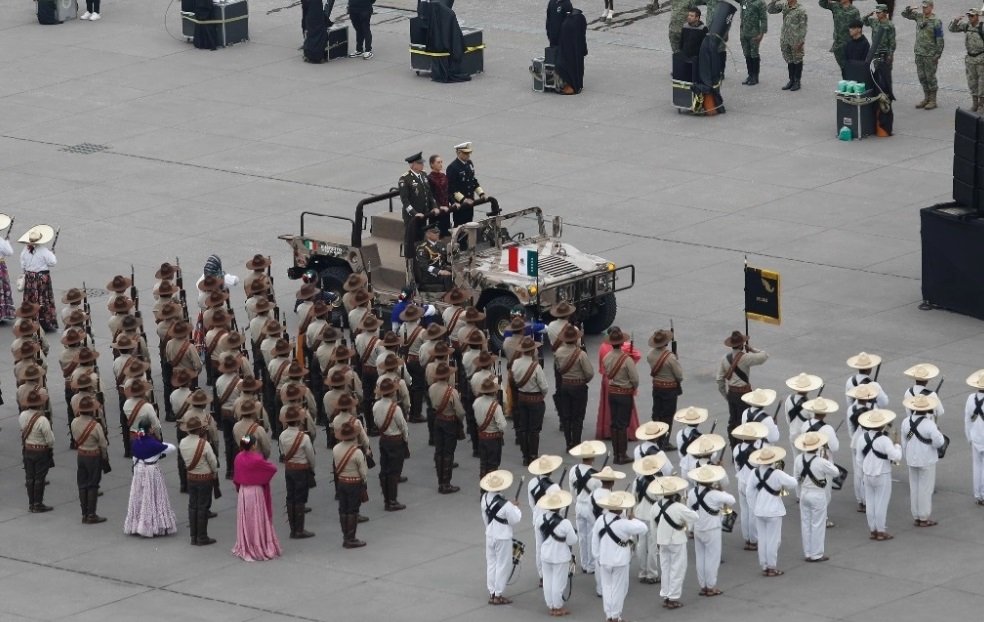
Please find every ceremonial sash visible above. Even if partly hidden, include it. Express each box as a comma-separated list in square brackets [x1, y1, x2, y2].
[862, 432, 888, 460]
[650, 351, 672, 378]
[800, 455, 827, 487]
[654, 500, 684, 530]
[126, 399, 149, 428]
[74, 420, 99, 449]
[485, 494, 508, 524]
[477, 400, 499, 434]
[724, 352, 748, 385]
[754, 467, 780, 496]
[187, 438, 207, 471]
[284, 431, 307, 462]
[21, 412, 43, 444]
[692, 486, 720, 515]
[381, 401, 399, 435]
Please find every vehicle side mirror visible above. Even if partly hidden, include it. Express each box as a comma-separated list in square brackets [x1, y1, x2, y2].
[552, 215, 563, 238]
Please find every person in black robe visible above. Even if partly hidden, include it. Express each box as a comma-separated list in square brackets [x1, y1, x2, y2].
[426, 2, 471, 83]
[555, 8, 587, 94]
[546, 0, 573, 47]
[193, 0, 217, 50]
[303, 1, 332, 63]
[842, 20, 871, 83]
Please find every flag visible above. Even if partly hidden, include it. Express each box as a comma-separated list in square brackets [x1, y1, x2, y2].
[507, 247, 519, 272]
[744, 265, 781, 325]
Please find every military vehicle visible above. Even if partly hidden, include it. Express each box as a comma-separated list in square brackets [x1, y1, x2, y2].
[280, 191, 634, 350]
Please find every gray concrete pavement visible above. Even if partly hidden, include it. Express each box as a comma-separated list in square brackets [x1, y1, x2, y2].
[1, 0, 983, 620]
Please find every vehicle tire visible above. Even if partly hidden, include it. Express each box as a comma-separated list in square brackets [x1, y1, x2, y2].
[582, 293, 617, 335]
[318, 266, 352, 299]
[483, 294, 518, 354]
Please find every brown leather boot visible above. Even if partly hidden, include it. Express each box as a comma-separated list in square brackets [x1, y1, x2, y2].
[343, 514, 366, 548]
[291, 504, 315, 539]
[386, 476, 406, 511]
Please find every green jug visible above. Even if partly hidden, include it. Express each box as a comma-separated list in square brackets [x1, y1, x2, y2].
[839, 126, 853, 141]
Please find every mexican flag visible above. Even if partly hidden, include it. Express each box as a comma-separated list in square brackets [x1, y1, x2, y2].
[504, 248, 538, 276]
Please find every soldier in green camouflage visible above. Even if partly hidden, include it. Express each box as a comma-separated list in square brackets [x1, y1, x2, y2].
[819, 0, 862, 76]
[864, 4, 897, 98]
[669, 0, 694, 53]
[741, 0, 769, 85]
[949, 8, 984, 111]
[768, 0, 808, 91]
[901, 0, 945, 109]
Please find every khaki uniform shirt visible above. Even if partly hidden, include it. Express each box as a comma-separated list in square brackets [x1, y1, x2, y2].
[178, 406, 220, 444]
[399, 320, 427, 357]
[647, 347, 684, 385]
[603, 349, 639, 390]
[511, 355, 549, 394]
[373, 397, 409, 439]
[426, 359, 456, 386]
[376, 373, 411, 412]
[469, 368, 497, 396]
[165, 337, 202, 373]
[215, 373, 242, 417]
[71, 414, 108, 453]
[123, 397, 161, 435]
[179, 433, 218, 475]
[20, 409, 54, 447]
[554, 344, 595, 384]
[428, 381, 465, 419]
[325, 364, 363, 401]
[232, 418, 271, 458]
[170, 387, 193, 422]
[267, 356, 293, 388]
[333, 440, 368, 481]
[279, 426, 316, 467]
[316, 341, 339, 374]
[473, 395, 507, 435]
[715, 348, 768, 396]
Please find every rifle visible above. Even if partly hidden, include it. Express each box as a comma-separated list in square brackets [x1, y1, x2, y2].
[709, 420, 718, 435]
[513, 475, 526, 503]
[669, 319, 677, 356]
[557, 466, 569, 491]
[4, 216, 13, 240]
[816, 383, 825, 397]
[50, 228, 61, 252]
[175, 257, 190, 322]
[873, 362, 882, 382]
[130, 264, 139, 313]
[934, 378, 944, 395]
[80, 282, 94, 343]
[602, 450, 611, 470]
[266, 255, 277, 303]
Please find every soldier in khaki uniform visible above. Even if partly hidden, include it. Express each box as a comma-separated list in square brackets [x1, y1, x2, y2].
[232, 398, 271, 459]
[442, 288, 470, 349]
[602, 327, 639, 465]
[398, 304, 429, 424]
[648, 329, 684, 450]
[511, 336, 549, 466]
[430, 362, 466, 494]
[71, 395, 109, 524]
[377, 354, 412, 414]
[280, 406, 316, 539]
[214, 354, 244, 479]
[179, 415, 219, 545]
[554, 324, 594, 450]
[474, 377, 508, 477]
[950, 9, 984, 110]
[716, 331, 768, 446]
[374, 378, 409, 511]
[176, 390, 219, 495]
[20, 389, 55, 513]
[333, 420, 369, 548]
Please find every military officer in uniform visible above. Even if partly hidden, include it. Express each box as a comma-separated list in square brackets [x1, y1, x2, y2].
[180, 415, 219, 545]
[554, 324, 594, 450]
[901, 0, 945, 109]
[279, 406, 316, 539]
[740, 0, 769, 85]
[768, 0, 808, 90]
[647, 329, 683, 450]
[864, 4, 897, 99]
[716, 331, 768, 446]
[820, 0, 861, 75]
[373, 378, 409, 511]
[603, 327, 639, 465]
[445, 142, 487, 227]
[399, 152, 438, 249]
[20, 389, 54, 513]
[416, 224, 452, 289]
[949, 9, 984, 111]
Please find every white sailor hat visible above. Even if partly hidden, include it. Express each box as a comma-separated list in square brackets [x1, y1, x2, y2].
[454, 142, 473, 153]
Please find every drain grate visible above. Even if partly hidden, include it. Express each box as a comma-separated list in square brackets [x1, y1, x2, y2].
[81, 287, 108, 299]
[61, 143, 109, 155]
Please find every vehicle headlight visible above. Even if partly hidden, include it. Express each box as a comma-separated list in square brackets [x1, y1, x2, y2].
[606, 262, 616, 272]
[527, 285, 538, 296]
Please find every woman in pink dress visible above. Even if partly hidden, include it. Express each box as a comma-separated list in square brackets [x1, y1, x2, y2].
[232, 435, 281, 562]
[595, 329, 641, 442]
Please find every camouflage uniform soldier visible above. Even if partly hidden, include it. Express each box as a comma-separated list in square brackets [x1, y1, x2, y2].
[741, 0, 769, 84]
[768, 0, 808, 91]
[669, 0, 693, 53]
[901, 0, 945, 109]
[949, 9, 984, 111]
[819, 0, 861, 75]
[865, 4, 897, 99]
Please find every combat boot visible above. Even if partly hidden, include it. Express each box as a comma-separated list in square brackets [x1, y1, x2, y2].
[291, 504, 315, 539]
[196, 511, 217, 545]
[33, 480, 52, 513]
[924, 90, 937, 110]
[781, 64, 795, 90]
[343, 514, 366, 548]
[747, 58, 760, 85]
[86, 489, 106, 524]
[789, 63, 802, 91]
[915, 88, 928, 108]
[387, 475, 406, 511]
[742, 56, 753, 85]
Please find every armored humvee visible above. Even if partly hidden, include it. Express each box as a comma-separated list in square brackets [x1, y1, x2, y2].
[279, 191, 634, 350]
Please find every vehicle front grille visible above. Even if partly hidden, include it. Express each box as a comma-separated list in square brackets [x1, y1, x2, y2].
[537, 255, 581, 278]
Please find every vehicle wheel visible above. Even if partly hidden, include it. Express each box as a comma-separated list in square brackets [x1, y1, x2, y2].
[582, 293, 617, 335]
[319, 265, 352, 300]
[483, 294, 517, 354]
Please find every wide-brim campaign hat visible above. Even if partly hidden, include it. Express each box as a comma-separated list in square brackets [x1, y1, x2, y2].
[432, 342, 452, 359]
[633, 454, 667, 476]
[239, 376, 262, 393]
[197, 275, 223, 293]
[156, 280, 178, 298]
[686, 433, 727, 457]
[847, 383, 880, 401]
[280, 405, 305, 424]
[262, 319, 283, 337]
[74, 348, 99, 365]
[537, 490, 573, 511]
[599, 490, 637, 510]
[649, 329, 672, 349]
[967, 369, 984, 389]
[803, 397, 839, 415]
[674, 406, 708, 425]
[359, 313, 383, 332]
[399, 305, 424, 322]
[433, 362, 455, 381]
[13, 320, 38, 338]
[322, 326, 341, 343]
[75, 395, 99, 415]
[181, 415, 206, 433]
[170, 320, 192, 340]
[282, 383, 306, 403]
[65, 309, 88, 326]
[336, 394, 357, 412]
[847, 352, 882, 370]
[528, 454, 562, 476]
[464, 330, 486, 347]
[794, 431, 829, 453]
[903, 394, 939, 412]
[508, 316, 527, 332]
[17, 363, 45, 383]
[14, 340, 40, 360]
[904, 363, 940, 381]
[203, 290, 229, 308]
[237, 399, 260, 419]
[334, 421, 359, 441]
[71, 373, 95, 391]
[332, 346, 355, 363]
[155, 262, 176, 279]
[253, 298, 273, 315]
[480, 469, 513, 492]
[474, 351, 497, 368]
[106, 275, 132, 293]
[189, 389, 212, 407]
[443, 287, 469, 305]
[379, 354, 403, 373]
[23, 388, 48, 409]
[350, 289, 372, 307]
[158, 302, 182, 321]
[517, 336, 541, 353]
[569, 440, 606, 458]
[111, 335, 137, 351]
[380, 331, 401, 348]
[122, 315, 142, 333]
[123, 360, 150, 378]
[590, 466, 626, 481]
[749, 446, 786, 466]
[61, 288, 83, 305]
[296, 283, 320, 300]
[217, 355, 242, 374]
[247, 276, 271, 296]
[476, 377, 499, 395]
[15, 301, 40, 318]
[18, 224, 55, 245]
[689, 464, 727, 485]
[723, 330, 747, 348]
[463, 307, 486, 323]
[108, 296, 134, 314]
[343, 273, 368, 292]
[785, 372, 823, 393]
[170, 367, 195, 387]
[551, 301, 576, 318]
[272, 339, 292, 357]
[558, 324, 581, 344]
[645, 476, 689, 498]
[424, 323, 447, 340]
[245, 254, 271, 271]
[635, 421, 669, 441]
[732, 421, 768, 441]
[206, 310, 230, 328]
[125, 379, 150, 398]
[378, 378, 399, 396]
[286, 362, 307, 378]
[604, 327, 627, 346]
[741, 388, 777, 408]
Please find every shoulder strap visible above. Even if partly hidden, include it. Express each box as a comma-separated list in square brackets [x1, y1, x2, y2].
[539, 512, 567, 542]
[532, 476, 554, 503]
[787, 395, 806, 423]
[907, 416, 932, 445]
[724, 352, 746, 383]
[21, 412, 43, 443]
[516, 360, 540, 388]
[654, 499, 684, 530]
[806, 419, 825, 433]
[607, 352, 629, 378]
[246, 422, 259, 438]
[478, 400, 499, 433]
[381, 401, 399, 434]
[403, 325, 424, 348]
[74, 419, 98, 448]
[692, 486, 720, 515]
[126, 399, 149, 428]
[862, 432, 888, 460]
[435, 386, 455, 416]
[360, 337, 379, 366]
[169, 340, 192, 367]
[334, 444, 359, 474]
[485, 495, 508, 524]
[800, 455, 827, 487]
[187, 438, 207, 471]
[680, 428, 700, 456]
[218, 376, 241, 406]
[650, 351, 672, 377]
[973, 394, 984, 420]
[735, 440, 758, 470]
[573, 467, 597, 494]
[755, 467, 780, 495]
[600, 515, 628, 545]
[273, 360, 290, 384]
[206, 329, 228, 354]
[284, 430, 307, 462]
[446, 308, 465, 336]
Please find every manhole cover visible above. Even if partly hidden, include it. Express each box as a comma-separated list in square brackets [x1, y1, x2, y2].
[61, 143, 109, 155]
[81, 287, 108, 299]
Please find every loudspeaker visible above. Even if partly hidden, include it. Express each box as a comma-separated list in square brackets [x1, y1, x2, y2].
[954, 155, 976, 188]
[955, 107, 980, 141]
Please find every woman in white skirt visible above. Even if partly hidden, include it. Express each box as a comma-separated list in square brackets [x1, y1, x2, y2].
[124, 424, 178, 537]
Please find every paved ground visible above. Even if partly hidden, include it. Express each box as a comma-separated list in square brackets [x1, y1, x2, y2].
[2, 0, 984, 620]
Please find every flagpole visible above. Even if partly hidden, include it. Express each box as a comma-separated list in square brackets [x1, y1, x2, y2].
[743, 256, 749, 339]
